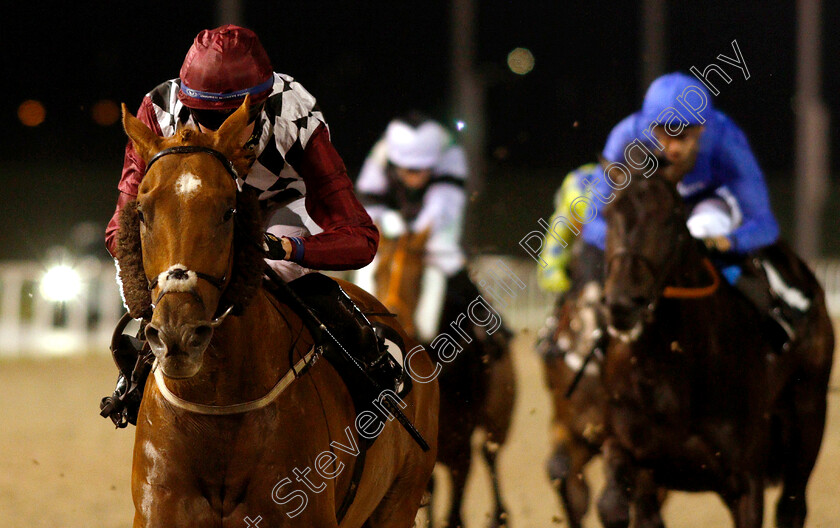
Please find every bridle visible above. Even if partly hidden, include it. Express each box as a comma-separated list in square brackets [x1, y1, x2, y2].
[142, 145, 241, 317]
[142, 145, 322, 415]
[145, 145, 239, 182]
[607, 198, 720, 317]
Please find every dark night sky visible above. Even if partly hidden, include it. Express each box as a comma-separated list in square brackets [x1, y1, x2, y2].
[1, 1, 838, 260]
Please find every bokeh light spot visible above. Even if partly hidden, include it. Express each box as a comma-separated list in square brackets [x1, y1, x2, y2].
[18, 100, 46, 127]
[507, 47, 535, 75]
[92, 99, 120, 126]
[40, 265, 82, 302]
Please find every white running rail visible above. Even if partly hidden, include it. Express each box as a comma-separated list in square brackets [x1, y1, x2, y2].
[0, 256, 837, 357]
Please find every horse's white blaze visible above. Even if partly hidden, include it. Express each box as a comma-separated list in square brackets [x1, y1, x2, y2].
[175, 171, 202, 199]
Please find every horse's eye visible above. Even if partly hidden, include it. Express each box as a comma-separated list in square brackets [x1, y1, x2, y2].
[137, 209, 145, 224]
[223, 208, 236, 222]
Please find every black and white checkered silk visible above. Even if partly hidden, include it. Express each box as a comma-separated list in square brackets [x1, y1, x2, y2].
[145, 72, 326, 209]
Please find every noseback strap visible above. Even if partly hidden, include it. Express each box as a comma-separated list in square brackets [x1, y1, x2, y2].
[148, 264, 227, 308]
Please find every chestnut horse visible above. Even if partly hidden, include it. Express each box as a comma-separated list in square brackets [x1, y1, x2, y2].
[372, 231, 515, 528]
[117, 101, 438, 528]
[597, 168, 833, 528]
[540, 281, 610, 527]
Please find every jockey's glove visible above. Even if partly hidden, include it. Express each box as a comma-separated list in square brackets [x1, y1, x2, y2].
[263, 232, 289, 261]
[703, 235, 732, 253]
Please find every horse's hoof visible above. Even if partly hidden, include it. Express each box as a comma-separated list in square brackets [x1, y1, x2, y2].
[488, 510, 508, 528]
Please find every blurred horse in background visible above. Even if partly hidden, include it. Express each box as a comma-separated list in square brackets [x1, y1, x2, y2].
[540, 274, 665, 527]
[373, 231, 516, 528]
[598, 167, 834, 528]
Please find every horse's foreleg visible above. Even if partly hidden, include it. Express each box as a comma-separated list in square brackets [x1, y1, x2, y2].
[725, 475, 764, 528]
[480, 350, 515, 528]
[547, 427, 594, 528]
[596, 438, 634, 528]
[480, 440, 508, 527]
[776, 373, 828, 528]
[444, 461, 470, 528]
[632, 469, 665, 528]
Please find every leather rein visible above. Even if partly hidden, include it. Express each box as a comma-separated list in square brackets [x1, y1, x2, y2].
[608, 217, 721, 304]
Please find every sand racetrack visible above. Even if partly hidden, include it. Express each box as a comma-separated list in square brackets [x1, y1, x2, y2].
[1, 332, 838, 527]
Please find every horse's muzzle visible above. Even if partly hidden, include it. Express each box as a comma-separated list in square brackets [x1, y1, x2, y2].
[607, 297, 646, 333]
[145, 321, 214, 378]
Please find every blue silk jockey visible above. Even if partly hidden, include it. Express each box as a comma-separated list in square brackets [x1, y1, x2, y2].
[539, 72, 809, 353]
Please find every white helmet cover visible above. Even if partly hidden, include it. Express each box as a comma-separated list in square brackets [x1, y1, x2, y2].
[385, 119, 449, 170]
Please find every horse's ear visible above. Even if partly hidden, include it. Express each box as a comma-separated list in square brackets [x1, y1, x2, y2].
[122, 103, 163, 162]
[214, 95, 251, 154]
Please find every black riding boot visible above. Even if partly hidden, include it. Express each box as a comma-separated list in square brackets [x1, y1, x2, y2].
[99, 316, 152, 428]
[733, 259, 803, 353]
[287, 273, 402, 393]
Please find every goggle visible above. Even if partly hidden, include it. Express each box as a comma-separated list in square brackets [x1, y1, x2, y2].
[189, 102, 264, 131]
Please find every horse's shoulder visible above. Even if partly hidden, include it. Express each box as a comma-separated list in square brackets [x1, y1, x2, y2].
[256, 287, 306, 335]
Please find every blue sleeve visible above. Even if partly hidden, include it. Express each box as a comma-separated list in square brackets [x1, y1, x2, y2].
[715, 120, 779, 253]
[579, 165, 610, 251]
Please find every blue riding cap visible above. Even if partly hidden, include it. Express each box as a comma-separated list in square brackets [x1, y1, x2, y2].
[640, 72, 713, 127]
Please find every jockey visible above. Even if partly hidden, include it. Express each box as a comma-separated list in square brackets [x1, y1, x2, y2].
[355, 113, 504, 349]
[574, 72, 805, 351]
[102, 25, 399, 426]
[537, 163, 600, 295]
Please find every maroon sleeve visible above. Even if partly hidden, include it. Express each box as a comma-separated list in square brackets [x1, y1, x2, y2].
[104, 97, 162, 257]
[292, 124, 379, 270]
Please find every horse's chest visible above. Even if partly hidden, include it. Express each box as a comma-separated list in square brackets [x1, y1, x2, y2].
[608, 359, 691, 452]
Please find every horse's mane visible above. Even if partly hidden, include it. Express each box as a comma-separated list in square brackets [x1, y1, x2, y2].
[602, 157, 684, 219]
[116, 127, 264, 320]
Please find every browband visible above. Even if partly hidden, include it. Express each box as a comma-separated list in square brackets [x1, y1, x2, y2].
[145, 145, 239, 182]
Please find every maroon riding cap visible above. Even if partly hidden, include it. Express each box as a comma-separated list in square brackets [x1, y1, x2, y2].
[178, 25, 274, 110]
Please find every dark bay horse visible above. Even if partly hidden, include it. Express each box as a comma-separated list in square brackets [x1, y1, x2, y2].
[542, 276, 667, 527]
[372, 231, 516, 528]
[117, 100, 438, 527]
[597, 168, 834, 528]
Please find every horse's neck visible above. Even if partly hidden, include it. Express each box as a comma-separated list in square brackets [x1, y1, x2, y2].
[666, 235, 709, 289]
[169, 289, 296, 406]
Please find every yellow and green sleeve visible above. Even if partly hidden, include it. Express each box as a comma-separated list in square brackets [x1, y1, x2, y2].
[537, 164, 596, 293]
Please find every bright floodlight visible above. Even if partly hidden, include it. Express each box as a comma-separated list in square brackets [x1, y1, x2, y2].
[507, 47, 535, 75]
[456, 120, 466, 131]
[40, 265, 82, 302]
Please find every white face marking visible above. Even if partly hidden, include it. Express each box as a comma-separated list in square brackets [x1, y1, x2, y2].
[175, 172, 202, 199]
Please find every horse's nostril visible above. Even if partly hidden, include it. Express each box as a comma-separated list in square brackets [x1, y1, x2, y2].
[631, 296, 649, 308]
[145, 324, 167, 355]
[189, 325, 214, 351]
